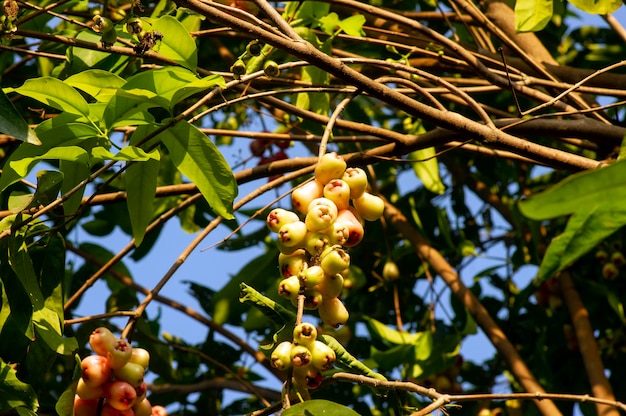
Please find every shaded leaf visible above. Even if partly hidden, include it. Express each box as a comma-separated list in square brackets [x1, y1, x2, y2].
[282, 399, 361, 416]
[0, 88, 40, 145]
[126, 150, 160, 246]
[0, 358, 38, 413]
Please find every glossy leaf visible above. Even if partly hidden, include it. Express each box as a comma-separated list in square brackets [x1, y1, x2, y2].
[0, 358, 38, 413]
[318, 334, 387, 381]
[0, 88, 40, 145]
[363, 316, 421, 345]
[568, 0, 621, 14]
[514, 0, 553, 32]
[282, 399, 361, 416]
[64, 69, 125, 103]
[103, 90, 158, 129]
[9, 77, 89, 117]
[126, 150, 160, 246]
[59, 160, 89, 219]
[159, 122, 237, 219]
[294, 28, 330, 116]
[411, 147, 445, 194]
[8, 234, 45, 311]
[151, 15, 198, 71]
[32, 307, 78, 355]
[68, 29, 130, 74]
[518, 160, 626, 220]
[33, 170, 63, 207]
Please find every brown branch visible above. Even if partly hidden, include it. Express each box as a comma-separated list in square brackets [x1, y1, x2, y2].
[559, 272, 619, 416]
[148, 377, 281, 402]
[382, 199, 562, 416]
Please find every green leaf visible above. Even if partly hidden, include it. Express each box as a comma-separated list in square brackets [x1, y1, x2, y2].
[536, 206, 626, 281]
[318, 334, 387, 381]
[410, 147, 445, 194]
[68, 29, 130, 74]
[64, 69, 125, 103]
[59, 160, 90, 218]
[239, 282, 297, 326]
[0, 358, 38, 413]
[294, 29, 330, 116]
[150, 15, 198, 71]
[55, 385, 76, 416]
[10, 77, 89, 117]
[159, 122, 237, 219]
[126, 150, 160, 246]
[121, 67, 224, 113]
[33, 170, 63, 207]
[514, 0, 553, 32]
[338, 14, 366, 37]
[0, 88, 40, 145]
[518, 160, 626, 220]
[568, 0, 620, 14]
[34, 112, 102, 143]
[363, 316, 421, 345]
[282, 399, 361, 416]
[0, 145, 89, 193]
[318, 12, 342, 35]
[103, 90, 158, 129]
[8, 234, 45, 311]
[33, 307, 78, 355]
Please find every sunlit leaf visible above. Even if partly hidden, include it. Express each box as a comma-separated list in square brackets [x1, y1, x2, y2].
[363, 316, 421, 345]
[159, 122, 237, 219]
[0, 358, 38, 413]
[410, 147, 445, 194]
[9, 77, 89, 117]
[514, 0, 553, 32]
[282, 399, 361, 416]
[568, 0, 621, 14]
[150, 15, 198, 71]
[64, 69, 125, 103]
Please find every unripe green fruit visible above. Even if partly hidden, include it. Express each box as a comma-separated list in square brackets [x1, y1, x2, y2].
[246, 39, 262, 56]
[301, 265, 326, 288]
[290, 344, 312, 367]
[353, 192, 385, 221]
[292, 180, 324, 214]
[336, 209, 364, 247]
[278, 221, 308, 247]
[113, 362, 145, 388]
[303, 231, 331, 256]
[310, 340, 336, 371]
[230, 59, 246, 79]
[595, 249, 609, 262]
[293, 322, 317, 347]
[126, 18, 143, 35]
[316, 273, 344, 299]
[128, 347, 150, 369]
[93, 15, 114, 33]
[320, 246, 350, 276]
[132, 398, 153, 416]
[305, 198, 338, 232]
[267, 208, 300, 233]
[76, 378, 104, 400]
[314, 152, 347, 184]
[602, 262, 619, 280]
[382, 260, 400, 281]
[270, 341, 293, 370]
[323, 179, 351, 210]
[276, 239, 302, 255]
[100, 27, 118, 45]
[342, 167, 368, 199]
[278, 249, 308, 278]
[318, 297, 349, 328]
[263, 60, 280, 77]
[108, 339, 133, 369]
[278, 275, 301, 300]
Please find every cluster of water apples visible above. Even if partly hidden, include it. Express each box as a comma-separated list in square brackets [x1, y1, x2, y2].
[266, 152, 384, 390]
[74, 327, 167, 416]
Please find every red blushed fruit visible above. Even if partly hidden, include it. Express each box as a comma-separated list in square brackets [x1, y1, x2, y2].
[314, 152, 346, 184]
[323, 179, 351, 210]
[81, 355, 113, 387]
[335, 209, 364, 247]
[89, 327, 116, 357]
[326, 222, 349, 246]
[290, 345, 312, 367]
[133, 398, 152, 416]
[318, 297, 349, 328]
[353, 192, 385, 221]
[304, 368, 324, 389]
[74, 396, 99, 416]
[151, 405, 168, 416]
[249, 139, 271, 157]
[292, 180, 323, 214]
[104, 380, 137, 411]
[135, 382, 148, 403]
[266, 208, 300, 233]
[100, 402, 135, 416]
[292, 289, 322, 310]
[108, 339, 133, 369]
[342, 167, 368, 199]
